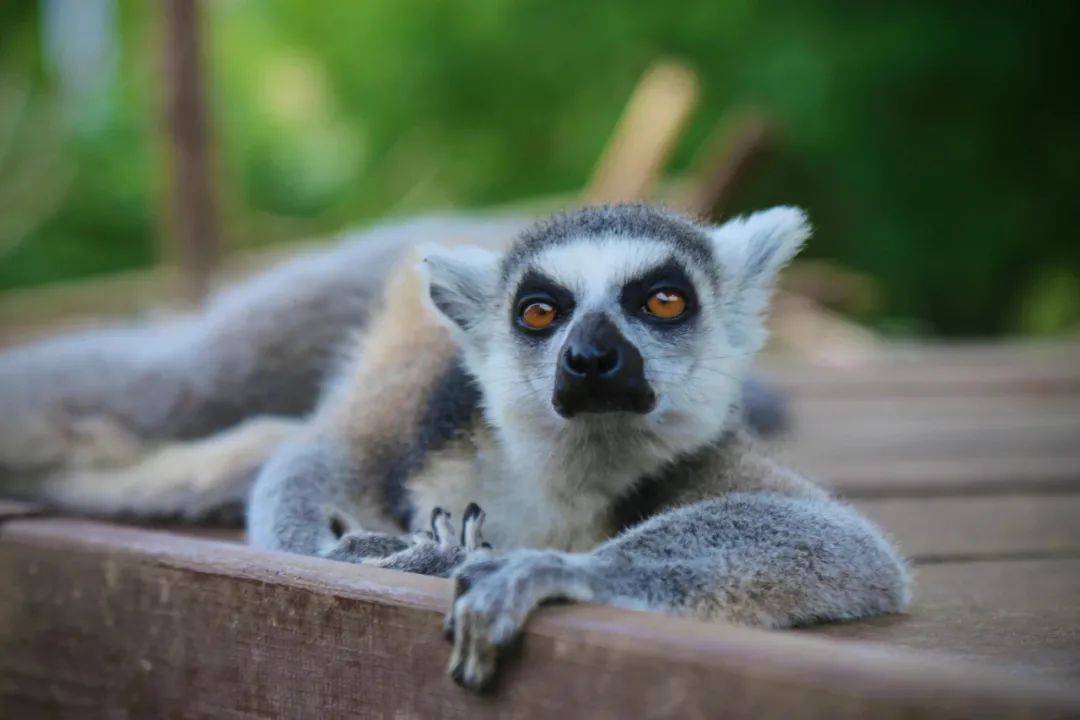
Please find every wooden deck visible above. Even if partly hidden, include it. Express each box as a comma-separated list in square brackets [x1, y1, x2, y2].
[2, 341, 1079, 717]
[761, 342, 1080, 686]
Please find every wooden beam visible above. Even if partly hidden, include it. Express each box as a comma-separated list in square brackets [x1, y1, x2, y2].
[160, 0, 220, 304]
[1, 518, 1077, 719]
[584, 60, 700, 204]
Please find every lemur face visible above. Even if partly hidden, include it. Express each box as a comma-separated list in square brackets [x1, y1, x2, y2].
[422, 204, 808, 444]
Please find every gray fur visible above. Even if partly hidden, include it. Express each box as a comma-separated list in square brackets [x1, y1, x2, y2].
[503, 203, 719, 283]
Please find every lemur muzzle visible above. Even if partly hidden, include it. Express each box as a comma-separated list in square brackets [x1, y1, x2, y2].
[553, 312, 656, 417]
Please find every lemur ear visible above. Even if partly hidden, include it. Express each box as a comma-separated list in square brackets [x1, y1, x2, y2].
[419, 244, 501, 340]
[710, 206, 810, 289]
[709, 206, 810, 343]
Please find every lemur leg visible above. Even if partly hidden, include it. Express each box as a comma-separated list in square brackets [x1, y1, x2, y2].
[247, 247, 475, 558]
[0, 241, 397, 487]
[37, 415, 301, 523]
[445, 493, 909, 690]
[325, 504, 491, 578]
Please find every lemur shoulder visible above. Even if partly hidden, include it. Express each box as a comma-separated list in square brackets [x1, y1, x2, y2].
[245, 203, 909, 690]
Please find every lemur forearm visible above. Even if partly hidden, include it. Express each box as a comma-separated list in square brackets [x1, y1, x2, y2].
[590, 493, 908, 624]
[446, 492, 909, 689]
[248, 435, 485, 577]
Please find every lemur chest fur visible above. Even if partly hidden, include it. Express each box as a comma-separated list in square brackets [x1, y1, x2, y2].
[404, 428, 630, 552]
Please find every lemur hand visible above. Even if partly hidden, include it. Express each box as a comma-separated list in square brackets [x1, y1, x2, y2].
[444, 549, 600, 691]
[346, 503, 489, 578]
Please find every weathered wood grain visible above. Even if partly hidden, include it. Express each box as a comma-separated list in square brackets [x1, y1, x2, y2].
[853, 494, 1080, 561]
[760, 342, 1080, 396]
[0, 498, 44, 521]
[770, 375, 1080, 496]
[801, 454, 1080, 497]
[810, 558, 1080, 680]
[2, 518, 1077, 719]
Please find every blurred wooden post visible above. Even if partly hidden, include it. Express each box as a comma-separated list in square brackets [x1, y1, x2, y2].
[584, 60, 700, 204]
[161, 0, 219, 304]
[684, 112, 773, 221]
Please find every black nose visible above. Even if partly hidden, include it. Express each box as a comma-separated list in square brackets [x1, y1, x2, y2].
[553, 313, 655, 418]
[562, 341, 621, 379]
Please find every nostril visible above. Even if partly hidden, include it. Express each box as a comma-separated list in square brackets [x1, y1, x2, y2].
[596, 347, 621, 377]
[563, 347, 589, 376]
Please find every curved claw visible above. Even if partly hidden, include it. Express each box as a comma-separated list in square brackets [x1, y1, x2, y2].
[430, 507, 456, 549]
[461, 502, 487, 551]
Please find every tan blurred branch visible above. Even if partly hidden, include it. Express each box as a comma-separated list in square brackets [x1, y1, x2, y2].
[584, 60, 700, 204]
[683, 112, 773, 220]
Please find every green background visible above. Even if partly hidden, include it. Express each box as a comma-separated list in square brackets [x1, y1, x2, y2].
[0, 1, 1077, 336]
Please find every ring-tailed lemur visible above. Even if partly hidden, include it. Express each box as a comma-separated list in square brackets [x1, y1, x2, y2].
[245, 204, 909, 691]
[0, 213, 785, 518]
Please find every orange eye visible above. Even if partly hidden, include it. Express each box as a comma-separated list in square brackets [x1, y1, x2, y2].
[521, 301, 557, 329]
[644, 289, 687, 319]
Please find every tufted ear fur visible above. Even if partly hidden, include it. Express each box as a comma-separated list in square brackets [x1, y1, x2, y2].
[709, 206, 810, 346]
[418, 244, 501, 349]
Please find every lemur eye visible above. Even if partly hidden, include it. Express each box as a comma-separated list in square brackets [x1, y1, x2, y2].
[520, 301, 557, 330]
[644, 289, 687, 319]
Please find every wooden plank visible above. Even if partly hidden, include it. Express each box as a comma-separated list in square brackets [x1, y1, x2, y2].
[771, 394, 1080, 496]
[785, 392, 1080, 423]
[852, 495, 1080, 561]
[2, 519, 1077, 719]
[759, 342, 1080, 396]
[811, 558, 1080, 680]
[798, 454, 1080, 497]
[0, 498, 44, 521]
[781, 413, 1080, 463]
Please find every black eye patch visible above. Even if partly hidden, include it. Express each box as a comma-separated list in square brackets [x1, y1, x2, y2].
[511, 269, 575, 337]
[619, 259, 699, 325]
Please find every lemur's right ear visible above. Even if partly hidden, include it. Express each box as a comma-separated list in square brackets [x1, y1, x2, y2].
[419, 244, 500, 342]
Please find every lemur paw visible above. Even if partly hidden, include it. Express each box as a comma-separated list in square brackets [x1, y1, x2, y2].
[444, 550, 596, 692]
[374, 503, 491, 578]
[321, 531, 411, 562]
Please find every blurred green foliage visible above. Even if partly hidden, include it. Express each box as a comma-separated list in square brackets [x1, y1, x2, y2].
[0, 0, 1077, 335]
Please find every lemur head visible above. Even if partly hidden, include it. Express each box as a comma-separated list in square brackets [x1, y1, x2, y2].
[421, 204, 808, 453]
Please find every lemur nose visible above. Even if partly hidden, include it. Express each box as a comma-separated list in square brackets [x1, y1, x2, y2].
[553, 312, 655, 418]
[562, 342, 621, 378]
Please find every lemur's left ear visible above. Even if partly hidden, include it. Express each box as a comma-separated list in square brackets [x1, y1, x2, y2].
[710, 206, 810, 289]
[709, 206, 810, 343]
[419, 244, 500, 342]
